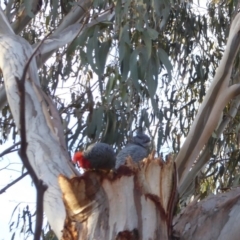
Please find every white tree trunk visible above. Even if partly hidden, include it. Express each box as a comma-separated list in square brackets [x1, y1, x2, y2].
[0, 33, 77, 238]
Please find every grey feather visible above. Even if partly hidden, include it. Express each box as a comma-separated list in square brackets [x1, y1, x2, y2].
[115, 133, 151, 168]
[84, 142, 116, 169]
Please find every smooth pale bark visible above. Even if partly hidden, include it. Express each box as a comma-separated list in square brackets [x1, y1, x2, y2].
[36, 10, 115, 64]
[0, 33, 78, 238]
[0, 0, 42, 109]
[176, 12, 240, 197]
[33, 0, 93, 65]
[180, 93, 240, 200]
[59, 156, 177, 240]
[173, 187, 240, 240]
[0, 7, 14, 35]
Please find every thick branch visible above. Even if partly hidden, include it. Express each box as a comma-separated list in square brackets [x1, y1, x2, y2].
[179, 84, 240, 195]
[176, 12, 240, 196]
[173, 187, 240, 240]
[0, 7, 14, 35]
[176, 75, 240, 198]
[36, 9, 114, 63]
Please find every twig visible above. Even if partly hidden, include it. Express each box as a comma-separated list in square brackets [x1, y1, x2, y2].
[15, 35, 50, 240]
[0, 141, 20, 158]
[0, 172, 28, 194]
[153, 120, 161, 140]
[20, 32, 51, 87]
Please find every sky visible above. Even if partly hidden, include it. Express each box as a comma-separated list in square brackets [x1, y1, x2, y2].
[0, 0, 209, 239]
[0, 145, 36, 240]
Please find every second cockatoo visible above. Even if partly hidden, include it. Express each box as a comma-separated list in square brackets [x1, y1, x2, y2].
[115, 132, 151, 168]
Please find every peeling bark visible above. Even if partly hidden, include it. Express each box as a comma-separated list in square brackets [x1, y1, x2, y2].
[59, 155, 177, 240]
[173, 187, 240, 240]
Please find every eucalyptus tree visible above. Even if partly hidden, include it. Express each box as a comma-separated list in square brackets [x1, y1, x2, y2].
[1, 0, 240, 239]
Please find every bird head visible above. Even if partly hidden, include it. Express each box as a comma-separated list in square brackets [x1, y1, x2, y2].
[132, 133, 151, 148]
[73, 151, 91, 169]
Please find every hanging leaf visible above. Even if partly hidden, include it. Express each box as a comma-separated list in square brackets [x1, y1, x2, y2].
[158, 48, 172, 83]
[123, 0, 131, 17]
[98, 39, 111, 74]
[129, 49, 140, 91]
[102, 110, 117, 144]
[121, 43, 131, 81]
[86, 37, 97, 73]
[50, 0, 59, 25]
[95, 106, 104, 139]
[142, 29, 152, 60]
[147, 27, 159, 40]
[93, 25, 101, 75]
[119, 23, 130, 44]
[23, 0, 35, 18]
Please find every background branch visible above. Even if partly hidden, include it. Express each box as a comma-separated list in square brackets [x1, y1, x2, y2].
[0, 172, 28, 194]
[0, 142, 20, 158]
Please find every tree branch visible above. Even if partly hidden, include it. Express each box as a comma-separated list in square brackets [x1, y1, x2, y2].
[0, 6, 14, 35]
[0, 171, 28, 194]
[0, 141, 20, 158]
[176, 12, 240, 196]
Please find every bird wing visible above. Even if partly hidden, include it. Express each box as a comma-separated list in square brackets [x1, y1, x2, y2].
[115, 144, 148, 168]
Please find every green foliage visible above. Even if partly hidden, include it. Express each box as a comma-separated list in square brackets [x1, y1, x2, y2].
[1, 0, 240, 215]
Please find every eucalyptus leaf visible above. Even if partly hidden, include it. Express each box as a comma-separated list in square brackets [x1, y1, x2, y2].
[93, 25, 100, 75]
[121, 43, 131, 80]
[158, 48, 172, 82]
[86, 37, 97, 73]
[123, 0, 131, 17]
[129, 49, 140, 91]
[50, 0, 58, 25]
[23, 0, 35, 18]
[147, 27, 159, 40]
[143, 30, 152, 60]
[86, 109, 98, 138]
[98, 40, 111, 74]
[95, 107, 104, 139]
[102, 111, 117, 143]
[119, 23, 130, 44]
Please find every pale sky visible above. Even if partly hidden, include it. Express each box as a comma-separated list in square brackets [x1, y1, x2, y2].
[0, 145, 36, 239]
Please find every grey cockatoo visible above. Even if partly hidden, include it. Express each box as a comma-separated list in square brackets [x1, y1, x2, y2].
[115, 132, 151, 168]
[73, 143, 116, 170]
